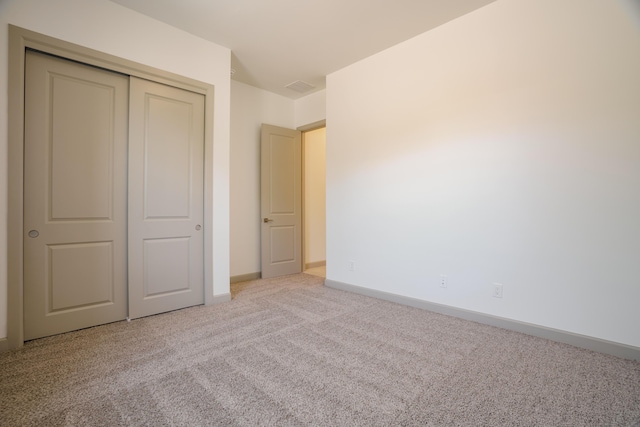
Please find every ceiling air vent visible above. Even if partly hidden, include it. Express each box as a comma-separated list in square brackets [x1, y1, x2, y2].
[285, 80, 315, 93]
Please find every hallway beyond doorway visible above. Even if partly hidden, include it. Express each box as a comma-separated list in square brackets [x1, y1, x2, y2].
[304, 265, 326, 278]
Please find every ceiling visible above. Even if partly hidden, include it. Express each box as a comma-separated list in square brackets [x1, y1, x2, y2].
[109, 0, 496, 99]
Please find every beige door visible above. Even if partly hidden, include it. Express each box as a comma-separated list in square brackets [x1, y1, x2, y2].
[128, 77, 205, 319]
[23, 50, 129, 340]
[260, 124, 302, 278]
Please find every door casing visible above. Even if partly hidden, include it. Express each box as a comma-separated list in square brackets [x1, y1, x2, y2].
[6, 25, 217, 350]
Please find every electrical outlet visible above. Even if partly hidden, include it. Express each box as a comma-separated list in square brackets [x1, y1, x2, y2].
[440, 274, 448, 288]
[348, 260, 356, 271]
[493, 283, 503, 298]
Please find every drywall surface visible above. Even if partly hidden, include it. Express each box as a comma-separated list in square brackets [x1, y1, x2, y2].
[0, 0, 231, 339]
[326, 0, 640, 347]
[230, 80, 295, 277]
[304, 128, 326, 265]
[295, 90, 326, 128]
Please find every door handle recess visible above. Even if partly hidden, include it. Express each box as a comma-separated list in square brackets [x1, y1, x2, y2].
[263, 218, 273, 223]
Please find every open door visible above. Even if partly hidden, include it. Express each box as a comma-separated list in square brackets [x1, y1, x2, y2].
[260, 124, 302, 279]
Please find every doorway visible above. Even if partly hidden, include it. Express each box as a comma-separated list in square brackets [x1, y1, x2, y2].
[302, 127, 326, 278]
[259, 124, 326, 280]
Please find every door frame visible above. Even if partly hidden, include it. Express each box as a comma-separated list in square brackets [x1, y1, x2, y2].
[6, 25, 216, 350]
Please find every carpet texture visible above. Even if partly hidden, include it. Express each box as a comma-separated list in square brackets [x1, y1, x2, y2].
[1, 273, 639, 426]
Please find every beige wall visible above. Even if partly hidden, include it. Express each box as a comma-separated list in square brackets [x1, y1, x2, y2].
[326, 0, 640, 347]
[304, 128, 326, 265]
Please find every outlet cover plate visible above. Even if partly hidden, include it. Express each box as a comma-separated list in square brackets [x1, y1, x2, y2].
[440, 274, 448, 288]
[493, 282, 503, 298]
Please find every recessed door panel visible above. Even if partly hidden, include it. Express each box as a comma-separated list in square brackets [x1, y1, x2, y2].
[129, 77, 204, 319]
[270, 226, 295, 263]
[269, 137, 296, 214]
[49, 242, 114, 311]
[50, 76, 115, 221]
[145, 96, 192, 219]
[144, 238, 191, 297]
[23, 50, 128, 340]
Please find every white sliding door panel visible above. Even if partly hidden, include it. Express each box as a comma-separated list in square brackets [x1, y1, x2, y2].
[129, 77, 205, 319]
[23, 50, 129, 340]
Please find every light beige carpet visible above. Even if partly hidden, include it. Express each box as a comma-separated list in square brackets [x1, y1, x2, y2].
[1, 273, 639, 426]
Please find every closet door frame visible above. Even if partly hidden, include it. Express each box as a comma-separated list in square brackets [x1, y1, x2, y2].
[6, 25, 217, 351]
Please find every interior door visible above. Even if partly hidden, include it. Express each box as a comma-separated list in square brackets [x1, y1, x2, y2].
[23, 50, 129, 340]
[128, 77, 205, 319]
[260, 124, 302, 278]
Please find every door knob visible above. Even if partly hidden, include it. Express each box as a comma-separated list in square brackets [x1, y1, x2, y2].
[195, 224, 202, 231]
[263, 218, 273, 223]
[28, 230, 39, 238]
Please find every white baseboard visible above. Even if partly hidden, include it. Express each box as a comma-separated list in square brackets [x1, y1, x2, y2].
[211, 293, 231, 304]
[325, 279, 640, 361]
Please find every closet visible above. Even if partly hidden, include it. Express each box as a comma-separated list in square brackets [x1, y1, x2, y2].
[23, 50, 205, 340]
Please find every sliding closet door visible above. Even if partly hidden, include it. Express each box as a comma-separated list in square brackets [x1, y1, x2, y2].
[128, 77, 205, 319]
[23, 50, 129, 340]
